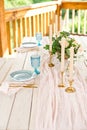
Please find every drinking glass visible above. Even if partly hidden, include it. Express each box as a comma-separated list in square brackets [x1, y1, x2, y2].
[30, 55, 40, 75]
[36, 32, 42, 46]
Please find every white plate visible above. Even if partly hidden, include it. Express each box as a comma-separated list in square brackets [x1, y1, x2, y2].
[10, 70, 35, 82]
[21, 42, 37, 48]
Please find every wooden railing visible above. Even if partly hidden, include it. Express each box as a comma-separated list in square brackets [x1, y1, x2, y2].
[60, 1, 87, 35]
[5, 1, 60, 56]
[0, 1, 87, 57]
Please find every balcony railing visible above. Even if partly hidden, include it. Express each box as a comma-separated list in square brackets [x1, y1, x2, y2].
[0, 1, 87, 57]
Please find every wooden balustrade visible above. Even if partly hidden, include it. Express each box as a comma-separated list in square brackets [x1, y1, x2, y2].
[0, 1, 87, 57]
[60, 1, 87, 35]
[4, 1, 60, 56]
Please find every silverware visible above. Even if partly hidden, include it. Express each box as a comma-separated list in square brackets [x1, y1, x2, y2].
[22, 42, 36, 45]
[9, 83, 38, 88]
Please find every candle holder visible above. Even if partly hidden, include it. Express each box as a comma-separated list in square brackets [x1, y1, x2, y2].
[48, 51, 54, 67]
[65, 80, 76, 93]
[58, 71, 65, 87]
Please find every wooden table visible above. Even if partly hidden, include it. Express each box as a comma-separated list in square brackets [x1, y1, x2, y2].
[0, 36, 87, 130]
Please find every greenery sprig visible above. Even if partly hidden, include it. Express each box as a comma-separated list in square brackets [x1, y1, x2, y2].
[44, 31, 80, 61]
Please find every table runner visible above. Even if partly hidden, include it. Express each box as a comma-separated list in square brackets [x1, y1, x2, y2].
[31, 54, 87, 130]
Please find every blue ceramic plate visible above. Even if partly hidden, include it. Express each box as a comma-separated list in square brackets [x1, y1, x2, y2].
[10, 70, 35, 82]
[21, 42, 37, 48]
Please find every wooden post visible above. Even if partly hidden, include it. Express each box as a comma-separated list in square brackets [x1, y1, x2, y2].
[0, 0, 8, 57]
[56, 3, 61, 31]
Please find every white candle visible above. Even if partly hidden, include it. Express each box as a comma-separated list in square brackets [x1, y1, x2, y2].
[49, 24, 52, 51]
[69, 47, 74, 81]
[55, 15, 58, 35]
[60, 39, 65, 72]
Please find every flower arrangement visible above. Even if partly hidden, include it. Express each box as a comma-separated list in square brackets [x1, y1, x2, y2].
[44, 31, 80, 61]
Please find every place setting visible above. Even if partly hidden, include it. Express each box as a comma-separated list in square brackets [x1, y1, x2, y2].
[9, 53, 41, 88]
[0, 53, 41, 96]
[0, 72, 37, 96]
[14, 32, 43, 53]
[14, 44, 39, 53]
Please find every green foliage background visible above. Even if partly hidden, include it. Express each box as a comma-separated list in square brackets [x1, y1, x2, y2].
[4, 0, 52, 9]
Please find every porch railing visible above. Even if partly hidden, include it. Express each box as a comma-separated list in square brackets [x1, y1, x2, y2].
[61, 1, 87, 35]
[0, 1, 87, 57]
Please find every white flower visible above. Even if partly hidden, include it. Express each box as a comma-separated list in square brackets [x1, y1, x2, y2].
[59, 37, 69, 48]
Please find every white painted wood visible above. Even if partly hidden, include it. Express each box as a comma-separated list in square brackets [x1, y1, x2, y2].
[29, 89, 39, 129]
[0, 59, 14, 84]
[0, 58, 6, 70]
[7, 89, 32, 130]
[0, 93, 15, 129]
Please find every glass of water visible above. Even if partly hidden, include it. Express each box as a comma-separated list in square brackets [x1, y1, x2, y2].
[36, 32, 42, 46]
[30, 54, 40, 75]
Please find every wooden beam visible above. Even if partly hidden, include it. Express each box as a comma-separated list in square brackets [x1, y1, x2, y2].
[0, 0, 8, 57]
[62, 1, 87, 10]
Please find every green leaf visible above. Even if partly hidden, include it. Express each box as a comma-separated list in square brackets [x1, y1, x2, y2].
[44, 44, 49, 50]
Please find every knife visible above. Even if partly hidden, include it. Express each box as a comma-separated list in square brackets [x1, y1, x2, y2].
[9, 83, 38, 88]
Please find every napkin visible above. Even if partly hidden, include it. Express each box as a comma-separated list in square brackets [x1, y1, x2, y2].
[0, 82, 22, 96]
[14, 46, 39, 53]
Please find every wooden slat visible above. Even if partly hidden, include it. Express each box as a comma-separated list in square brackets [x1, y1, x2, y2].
[50, 11, 54, 24]
[36, 15, 39, 33]
[0, 58, 6, 69]
[78, 10, 81, 34]
[29, 89, 38, 129]
[84, 10, 86, 34]
[17, 19, 21, 46]
[43, 13, 46, 35]
[46, 12, 49, 35]
[29, 17, 32, 37]
[57, 4, 61, 31]
[0, 93, 15, 129]
[72, 10, 75, 33]
[66, 9, 69, 32]
[0, 59, 14, 84]
[7, 89, 33, 130]
[12, 20, 17, 49]
[55, 14, 58, 35]
[6, 22, 11, 54]
[26, 17, 29, 36]
[32, 16, 36, 36]
[41, 14, 44, 36]
[22, 18, 25, 37]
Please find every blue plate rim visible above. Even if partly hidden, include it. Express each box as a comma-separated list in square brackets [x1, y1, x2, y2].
[10, 70, 35, 82]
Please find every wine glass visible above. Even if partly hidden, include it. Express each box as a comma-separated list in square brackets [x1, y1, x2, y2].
[36, 32, 42, 46]
[30, 54, 40, 75]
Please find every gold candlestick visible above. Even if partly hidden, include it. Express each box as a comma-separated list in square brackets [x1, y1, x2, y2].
[48, 51, 54, 67]
[65, 80, 76, 93]
[58, 71, 65, 87]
